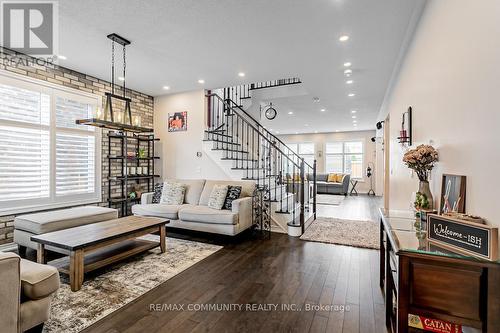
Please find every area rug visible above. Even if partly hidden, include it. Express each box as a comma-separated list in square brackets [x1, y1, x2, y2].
[316, 194, 345, 205]
[43, 235, 222, 333]
[300, 217, 379, 249]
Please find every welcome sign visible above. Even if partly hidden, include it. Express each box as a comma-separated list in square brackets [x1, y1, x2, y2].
[427, 214, 498, 261]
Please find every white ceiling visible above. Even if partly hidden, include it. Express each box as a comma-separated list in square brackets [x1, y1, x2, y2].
[57, 0, 426, 134]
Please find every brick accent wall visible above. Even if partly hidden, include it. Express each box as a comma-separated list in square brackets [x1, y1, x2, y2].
[0, 48, 154, 245]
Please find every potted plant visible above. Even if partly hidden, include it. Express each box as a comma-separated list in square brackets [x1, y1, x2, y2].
[403, 144, 439, 210]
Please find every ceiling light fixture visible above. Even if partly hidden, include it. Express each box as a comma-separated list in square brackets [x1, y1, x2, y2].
[163, 86, 170, 90]
[344, 62, 352, 67]
[339, 35, 349, 42]
[314, 130, 318, 133]
[118, 76, 125, 81]
[288, 111, 293, 115]
[320, 108, 326, 112]
[198, 79, 205, 84]
[238, 72, 245, 77]
[351, 110, 357, 113]
[57, 55, 67, 60]
[346, 80, 353, 84]
[348, 93, 355, 97]
[352, 115, 357, 119]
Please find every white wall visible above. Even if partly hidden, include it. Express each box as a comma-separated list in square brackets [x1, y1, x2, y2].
[382, 0, 500, 230]
[278, 130, 377, 194]
[154, 90, 228, 180]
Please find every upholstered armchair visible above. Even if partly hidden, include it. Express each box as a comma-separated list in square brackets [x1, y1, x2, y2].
[0, 252, 60, 333]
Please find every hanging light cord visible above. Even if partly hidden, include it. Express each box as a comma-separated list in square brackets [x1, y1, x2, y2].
[122, 44, 126, 98]
[111, 39, 115, 95]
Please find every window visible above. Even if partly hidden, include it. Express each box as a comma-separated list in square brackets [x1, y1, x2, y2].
[287, 142, 315, 166]
[325, 141, 364, 179]
[0, 73, 101, 214]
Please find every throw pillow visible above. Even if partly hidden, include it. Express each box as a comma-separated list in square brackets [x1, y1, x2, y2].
[207, 185, 229, 210]
[327, 173, 337, 182]
[223, 185, 242, 210]
[336, 174, 345, 183]
[160, 182, 186, 205]
[152, 183, 163, 203]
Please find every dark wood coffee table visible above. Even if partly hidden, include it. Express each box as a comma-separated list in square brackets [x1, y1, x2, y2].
[31, 216, 169, 291]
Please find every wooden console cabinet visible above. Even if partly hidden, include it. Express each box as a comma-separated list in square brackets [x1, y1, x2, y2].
[379, 208, 500, 332]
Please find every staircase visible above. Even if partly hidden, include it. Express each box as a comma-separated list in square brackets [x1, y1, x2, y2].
[204, 79, 317, 237]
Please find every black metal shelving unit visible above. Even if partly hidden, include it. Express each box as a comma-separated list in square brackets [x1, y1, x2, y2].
[107, 131, 160, 216]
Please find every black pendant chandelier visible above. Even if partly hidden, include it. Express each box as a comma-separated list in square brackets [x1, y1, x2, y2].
[76, 33, 152, 133]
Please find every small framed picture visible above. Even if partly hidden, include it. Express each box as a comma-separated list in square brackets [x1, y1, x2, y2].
[168, 111, 187, 132]
[440, 174, 466, 214]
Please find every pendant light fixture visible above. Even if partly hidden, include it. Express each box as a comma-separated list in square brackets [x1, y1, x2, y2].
[76, 33, 152, 133]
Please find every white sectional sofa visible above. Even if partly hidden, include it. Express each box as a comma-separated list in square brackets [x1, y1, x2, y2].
[132, 179, 256, 236]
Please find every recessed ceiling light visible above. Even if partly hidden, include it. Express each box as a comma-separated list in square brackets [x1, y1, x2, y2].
[305, 124, 309, 127]
[352, 115, 357, 119]
[314, 130, 318, 133]
[313, 97, 320, 103]
[344, 62, 352, 67]
[276, 131, 280, 134]
[238, 72, 245, 77]
[288, 111, 294, 115]
[335, 130, 340, 132]
[57, 55, 67, 60]
[351, 110, 357, 113]
[162, 86, 170, 90]
[118, 76, 125, 81]
[320, 108, 326, 112]
[353, 120, 357, 123]
[348, 93, 356, 97]
[344, 69, 352, 75]
[354, 124, 358, 127]
[339, 35, 349, 42]
[346, 80, 353, 84]
[295, 132, 299, 134]
[198, 79, 205, 84]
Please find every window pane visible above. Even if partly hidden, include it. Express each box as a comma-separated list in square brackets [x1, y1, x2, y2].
[0, 83, 50, 125]
[299, 143, 314, 154]
[0, 125, 50, 200]
[345, 141, 363, 154]
[326, 142, 343, 154]
[345, 154, 363, 178]
[325, 155, 343, 173]
[56, 133, 95, 196]
[56, 96, 94, 130]
[288, 143, 298, 154]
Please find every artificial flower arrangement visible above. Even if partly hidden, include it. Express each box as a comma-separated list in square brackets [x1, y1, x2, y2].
[403, 144, 439, 210]
[403, 144, 439, 181]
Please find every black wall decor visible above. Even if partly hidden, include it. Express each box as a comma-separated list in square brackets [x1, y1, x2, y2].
[398, 106, 412, 146]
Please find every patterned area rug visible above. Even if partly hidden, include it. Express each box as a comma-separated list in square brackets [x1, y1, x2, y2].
[316, 194, 345, 205]
[44, 235, 222, 333]
[300, 217, 379, 249]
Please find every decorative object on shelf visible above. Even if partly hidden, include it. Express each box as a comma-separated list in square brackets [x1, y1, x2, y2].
[168, 111, 187, 132]
[398, 106, 412, 145]
[126, 151, 135, 158]
[260, 102, 277, 120]
[427, 213, 498, 261]
[76, 33, 153, 133]
[440, 174, 466, 214]
[444, 212, 485, 224]
[132, 115, 141, 127]
[403, 144, 439, 210]
[366, 162, 375, 196]
[138, 148, 146, 158]
[129, 166, 136, 175]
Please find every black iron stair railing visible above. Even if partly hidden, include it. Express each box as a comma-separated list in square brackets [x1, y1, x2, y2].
[205, 91, 316, 235]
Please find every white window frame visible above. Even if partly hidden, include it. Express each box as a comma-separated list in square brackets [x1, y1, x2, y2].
[287, 142, 315, 166]
[325, 140, 364, 180]
[0, 70, 102, 215]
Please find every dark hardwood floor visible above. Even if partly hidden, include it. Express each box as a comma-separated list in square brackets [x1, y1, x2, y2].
[84, 195, 387, 333]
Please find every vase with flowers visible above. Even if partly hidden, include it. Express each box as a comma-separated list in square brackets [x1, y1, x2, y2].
[403, 144, 439, 210]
